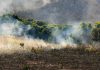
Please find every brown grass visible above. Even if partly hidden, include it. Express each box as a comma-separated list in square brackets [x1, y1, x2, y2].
[0, 36, 63, 54]
[0, 36, 100, 70]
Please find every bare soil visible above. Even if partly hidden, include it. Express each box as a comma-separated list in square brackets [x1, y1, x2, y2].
[0, 48, 100, 70]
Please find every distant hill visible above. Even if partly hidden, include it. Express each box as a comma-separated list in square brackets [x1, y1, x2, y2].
[0, 14, 71, 41]
[0, 14, 99, 43]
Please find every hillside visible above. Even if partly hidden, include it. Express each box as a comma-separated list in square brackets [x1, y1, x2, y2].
[0, 14, 100, 44]
[0, 14, 100, 70]
[0, 0, 100, 70]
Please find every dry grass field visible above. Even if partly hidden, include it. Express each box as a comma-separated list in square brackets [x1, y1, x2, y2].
[0, 36, 100, 70]
[0, 36, 63, 54]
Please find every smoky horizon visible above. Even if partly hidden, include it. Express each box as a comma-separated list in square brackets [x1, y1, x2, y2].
[0, 0, 100, 24]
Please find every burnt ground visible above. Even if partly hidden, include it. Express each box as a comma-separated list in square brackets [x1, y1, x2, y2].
[0, 47, 100, 70]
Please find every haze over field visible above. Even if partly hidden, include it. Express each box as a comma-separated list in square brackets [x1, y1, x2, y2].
[0, 1, 100, 70]
[0, 0, 99, 54]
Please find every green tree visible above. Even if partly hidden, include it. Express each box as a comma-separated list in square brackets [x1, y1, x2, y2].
[92, 22, 100, 41]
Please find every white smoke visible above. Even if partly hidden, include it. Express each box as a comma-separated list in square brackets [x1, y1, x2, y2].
[0, 22, 22, 36]
[0, 0, 100, 23]
[51, 22, 92, 47]
[0, 0, 99, 54]
[11, 0, 53, 11]
[43, 0, 51, 5]
[86, 0, 100, 22]
[0, 0, 53, 16]
[0, 0, 13, 16]
[11, 0, 100, 23]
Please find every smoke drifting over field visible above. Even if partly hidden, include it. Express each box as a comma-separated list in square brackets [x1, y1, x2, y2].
[0, 15, 67, 54]
[0, 0, 99, 54]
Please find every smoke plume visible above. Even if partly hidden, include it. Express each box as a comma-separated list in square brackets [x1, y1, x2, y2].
[0, 0, 99, 54]
[0, 0, 100, 23]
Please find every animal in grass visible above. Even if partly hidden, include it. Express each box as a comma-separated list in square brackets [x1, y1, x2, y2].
[20, 43, 24, 48]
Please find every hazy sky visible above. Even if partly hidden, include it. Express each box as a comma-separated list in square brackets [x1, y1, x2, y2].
[0, 0, 100, 23]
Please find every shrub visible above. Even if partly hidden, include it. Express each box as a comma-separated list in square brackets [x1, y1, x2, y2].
[92, 22, 100, 41]
[23, 65, 30, 70]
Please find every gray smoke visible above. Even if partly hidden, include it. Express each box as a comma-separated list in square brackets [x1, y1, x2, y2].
[0, 0, 100, 23]
[86, 0, 100, 22]
[11, 0, 87, 23]
[0, 0, 13, 16]
[0, 0, 100, 53]
[0, 15, 31, 36]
